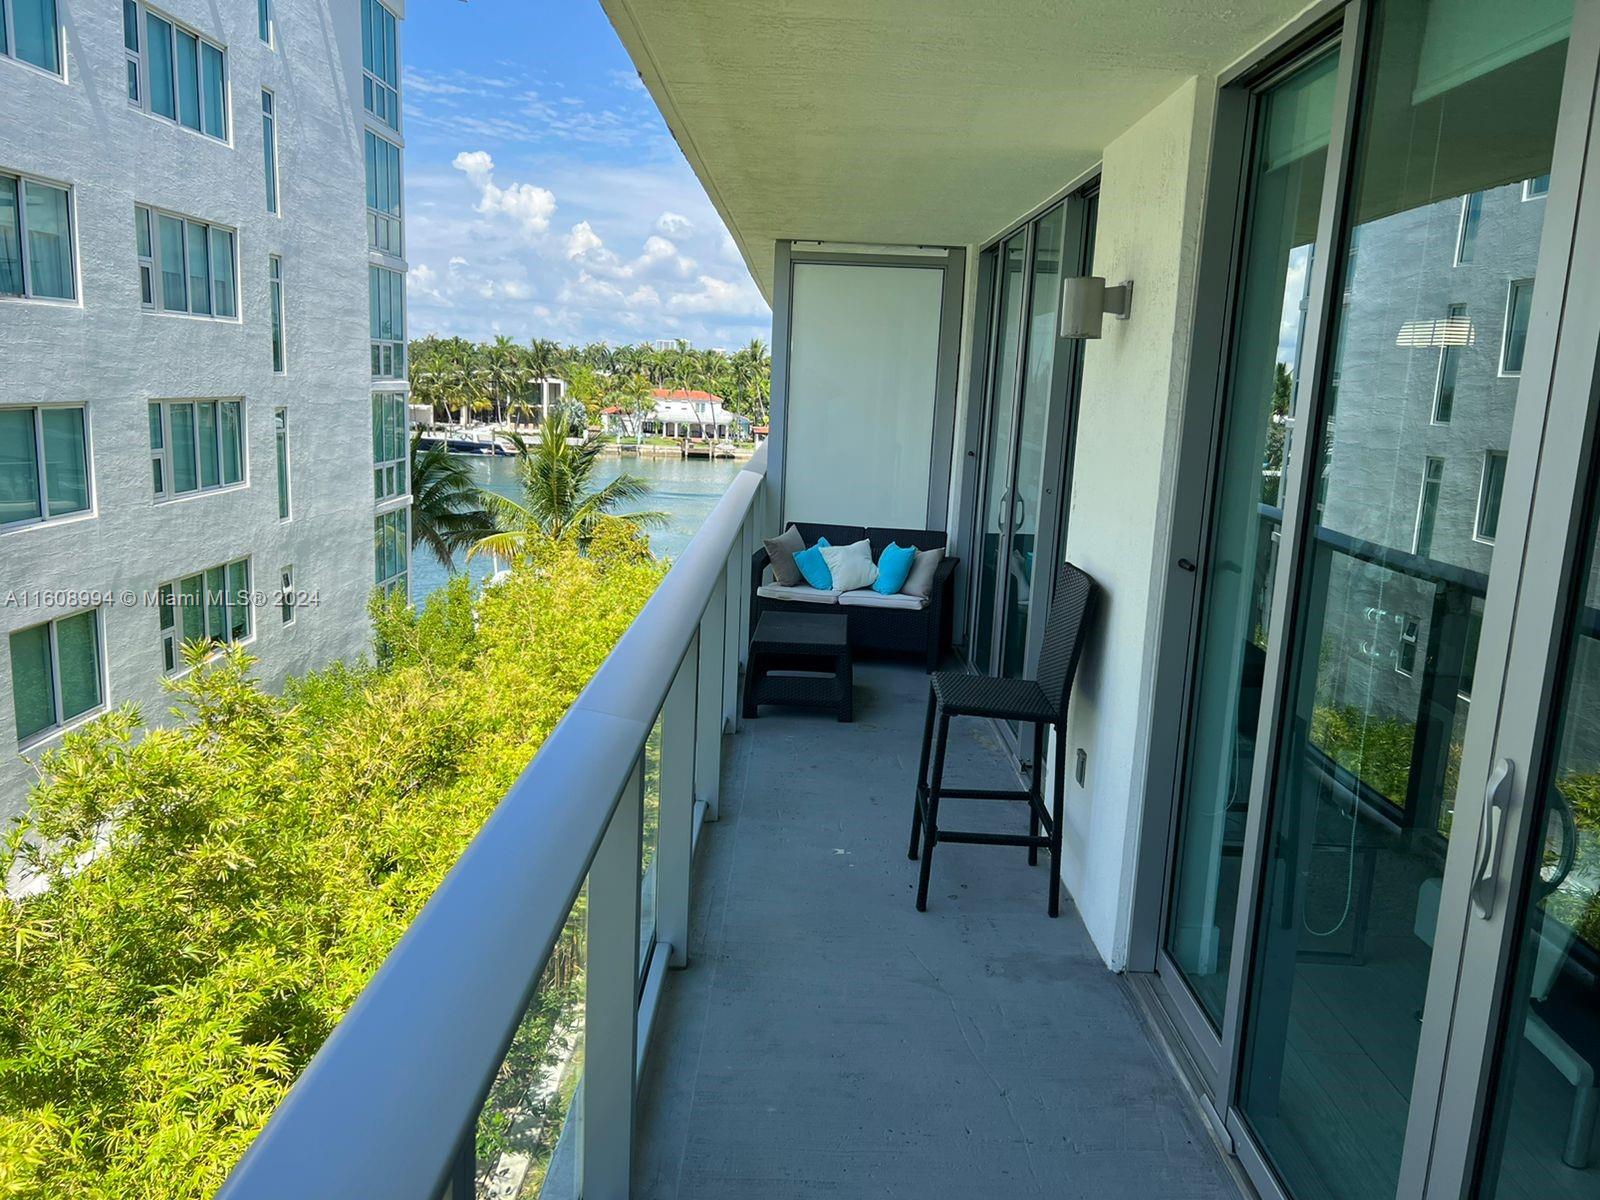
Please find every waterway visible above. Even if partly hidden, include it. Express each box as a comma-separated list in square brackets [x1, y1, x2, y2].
[410, 453, 746, 601]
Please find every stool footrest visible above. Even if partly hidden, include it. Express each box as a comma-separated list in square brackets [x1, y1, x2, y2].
[935, 829, 1051, 849]
[930, 787, 1031, 801]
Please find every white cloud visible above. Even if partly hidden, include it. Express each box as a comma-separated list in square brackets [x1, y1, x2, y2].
[656, 211, 693, 237]
[564, 220, 607, 260]
[669, 274, 767, 316]
[452, 150, 556, 236]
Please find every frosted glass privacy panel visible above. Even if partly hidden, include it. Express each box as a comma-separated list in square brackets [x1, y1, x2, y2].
[785, 263, 943, 529]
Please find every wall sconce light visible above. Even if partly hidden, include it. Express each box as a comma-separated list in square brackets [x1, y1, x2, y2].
[1059, 276, 1133, 339]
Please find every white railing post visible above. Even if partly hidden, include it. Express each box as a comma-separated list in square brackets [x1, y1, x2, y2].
[738, 518, 754, 670]
[721, 549, 740, 732]
[580, 759, 642, 1200]
[695, 579, 725, 821]
[657, 646, 696, 969]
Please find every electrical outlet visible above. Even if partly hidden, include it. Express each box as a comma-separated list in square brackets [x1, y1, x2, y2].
[1075, 749, 1087, 786]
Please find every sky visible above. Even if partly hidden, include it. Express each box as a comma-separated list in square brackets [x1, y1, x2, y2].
[400, 1, 770, 350]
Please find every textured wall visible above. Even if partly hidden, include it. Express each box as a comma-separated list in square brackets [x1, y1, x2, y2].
[0, 0, 387, 817]
[1054, 77, 1216, 969]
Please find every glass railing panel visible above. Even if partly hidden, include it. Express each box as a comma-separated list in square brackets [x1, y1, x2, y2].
[471, 885, 587, 1199]
[640, 715, 663, 978]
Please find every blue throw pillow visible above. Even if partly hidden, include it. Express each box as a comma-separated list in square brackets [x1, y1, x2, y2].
[792, 537, 833, 589]
[873, 542, 917, 594]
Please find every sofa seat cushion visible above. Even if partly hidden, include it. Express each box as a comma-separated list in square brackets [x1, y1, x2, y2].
[757, 582, 843, 605]
[838, 588, 929, 611]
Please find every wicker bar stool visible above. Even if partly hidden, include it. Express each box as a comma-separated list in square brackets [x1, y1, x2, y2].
[908, 562, 1097, 916]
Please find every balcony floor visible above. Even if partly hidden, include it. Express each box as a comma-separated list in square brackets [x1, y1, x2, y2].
[634, 661, 1246, 1199]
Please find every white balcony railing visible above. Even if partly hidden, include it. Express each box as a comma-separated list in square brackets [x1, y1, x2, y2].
[217, 442, 772, 1200]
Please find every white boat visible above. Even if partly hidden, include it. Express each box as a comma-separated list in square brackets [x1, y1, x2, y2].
[417, 427, 518, 456]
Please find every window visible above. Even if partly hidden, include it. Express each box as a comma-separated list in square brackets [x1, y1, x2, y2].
[1455, 190, 1483, 264]
[1524, 174, 1550, 200]
[123, 0, 139, 99]
[274, 407, 290, 519]
[279, 565, 293, 624]
[269, 254, 285, 371]
[361, 0, 399, 128]
[1431, 303, 1467, 423]
[1396, 616, 1420, 677]
[374, 507, 407, 597]
[373, 392, 407, 500]
[9, 610, 102, 744]
[128, 4, 227, 140]
[1, 0, 60, 75]
[158, 558, 251, 673]
[364, 131, 402, 255]
[149, 399, 244, 499]
[257, 0, 271, 45]
[1, 405, 89, 528]
[370, 265, 404, 379]
[1, 171, 74, 300]
[1476, 450, 1508, 543]
[261, 89, 278, 214]
[1501, 278, 1534, 375]
[136, 205, 236, 317]
[1414, 456, 1444, 558]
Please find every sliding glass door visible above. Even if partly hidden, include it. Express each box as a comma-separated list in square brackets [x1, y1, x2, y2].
[1148, 0, 1600, 1196]
[970, 232, 1028, 679]
[965, 190, 1094, 757]
[1237, 0, 1570, 1190]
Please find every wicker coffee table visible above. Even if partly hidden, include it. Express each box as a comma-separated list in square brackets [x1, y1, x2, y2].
[743, 612, 853, 722]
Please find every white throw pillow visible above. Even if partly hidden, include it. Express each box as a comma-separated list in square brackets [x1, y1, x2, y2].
[819, 538, 878, 592]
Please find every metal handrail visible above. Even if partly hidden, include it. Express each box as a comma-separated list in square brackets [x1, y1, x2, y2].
[217, 443, 769, 1200]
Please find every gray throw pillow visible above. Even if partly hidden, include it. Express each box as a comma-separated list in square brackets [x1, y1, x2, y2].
[901, 546, 945, 598]
[763, 525, 807, 587]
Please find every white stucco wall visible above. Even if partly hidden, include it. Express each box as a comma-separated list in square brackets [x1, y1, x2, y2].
[0, 0, 396, 817]
[1053, 77, 1216, 969]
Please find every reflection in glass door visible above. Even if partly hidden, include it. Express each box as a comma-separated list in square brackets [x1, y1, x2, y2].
[970, 232, 1027, 677]
[1236, 0, 1570, 1197]
[1162, 46, 1338, 1031]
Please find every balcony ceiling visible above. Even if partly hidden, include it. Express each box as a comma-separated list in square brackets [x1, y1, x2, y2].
[602, 0, 1312, 297]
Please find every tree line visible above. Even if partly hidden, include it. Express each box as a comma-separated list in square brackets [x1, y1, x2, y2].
[407, 335, 772, 430]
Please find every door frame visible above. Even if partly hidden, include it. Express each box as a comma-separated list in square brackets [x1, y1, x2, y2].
[1402, 5, 1600, 1192]
[1127, 3, 1356, 1110]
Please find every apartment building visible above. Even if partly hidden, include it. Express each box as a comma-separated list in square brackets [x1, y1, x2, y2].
[0, 0, 409, 817]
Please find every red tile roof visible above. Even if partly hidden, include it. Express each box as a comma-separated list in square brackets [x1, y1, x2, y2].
[651, 388, 724, 402]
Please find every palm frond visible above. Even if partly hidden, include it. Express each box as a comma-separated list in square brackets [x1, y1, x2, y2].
[466, 530, 528, 563]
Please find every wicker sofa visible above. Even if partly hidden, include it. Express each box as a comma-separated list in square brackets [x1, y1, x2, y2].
[748, 522, 958, 671]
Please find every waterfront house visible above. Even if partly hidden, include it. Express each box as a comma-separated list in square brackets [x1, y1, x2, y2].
[602, 388, 744, 440]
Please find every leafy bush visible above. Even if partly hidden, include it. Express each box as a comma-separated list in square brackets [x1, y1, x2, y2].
[0, 528, 664, 1199]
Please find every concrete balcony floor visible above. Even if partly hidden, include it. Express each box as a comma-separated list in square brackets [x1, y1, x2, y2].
[634, 661, 1246, 1199]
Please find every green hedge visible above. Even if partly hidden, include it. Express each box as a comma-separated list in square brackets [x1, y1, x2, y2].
[0, 525, 663, 1199]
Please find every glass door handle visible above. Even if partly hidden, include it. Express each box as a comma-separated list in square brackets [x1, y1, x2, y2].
[1472, 758, 1515, 920]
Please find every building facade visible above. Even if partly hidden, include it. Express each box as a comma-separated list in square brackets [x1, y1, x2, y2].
[0, 0, 408, 817]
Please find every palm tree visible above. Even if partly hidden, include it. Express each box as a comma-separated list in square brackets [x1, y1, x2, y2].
[469, 422, 666, 561]
[484, 335, 530, 426]
[409, 434, 496, 571]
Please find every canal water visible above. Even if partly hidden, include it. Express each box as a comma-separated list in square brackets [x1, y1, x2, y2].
[410, 453, 746, 601]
